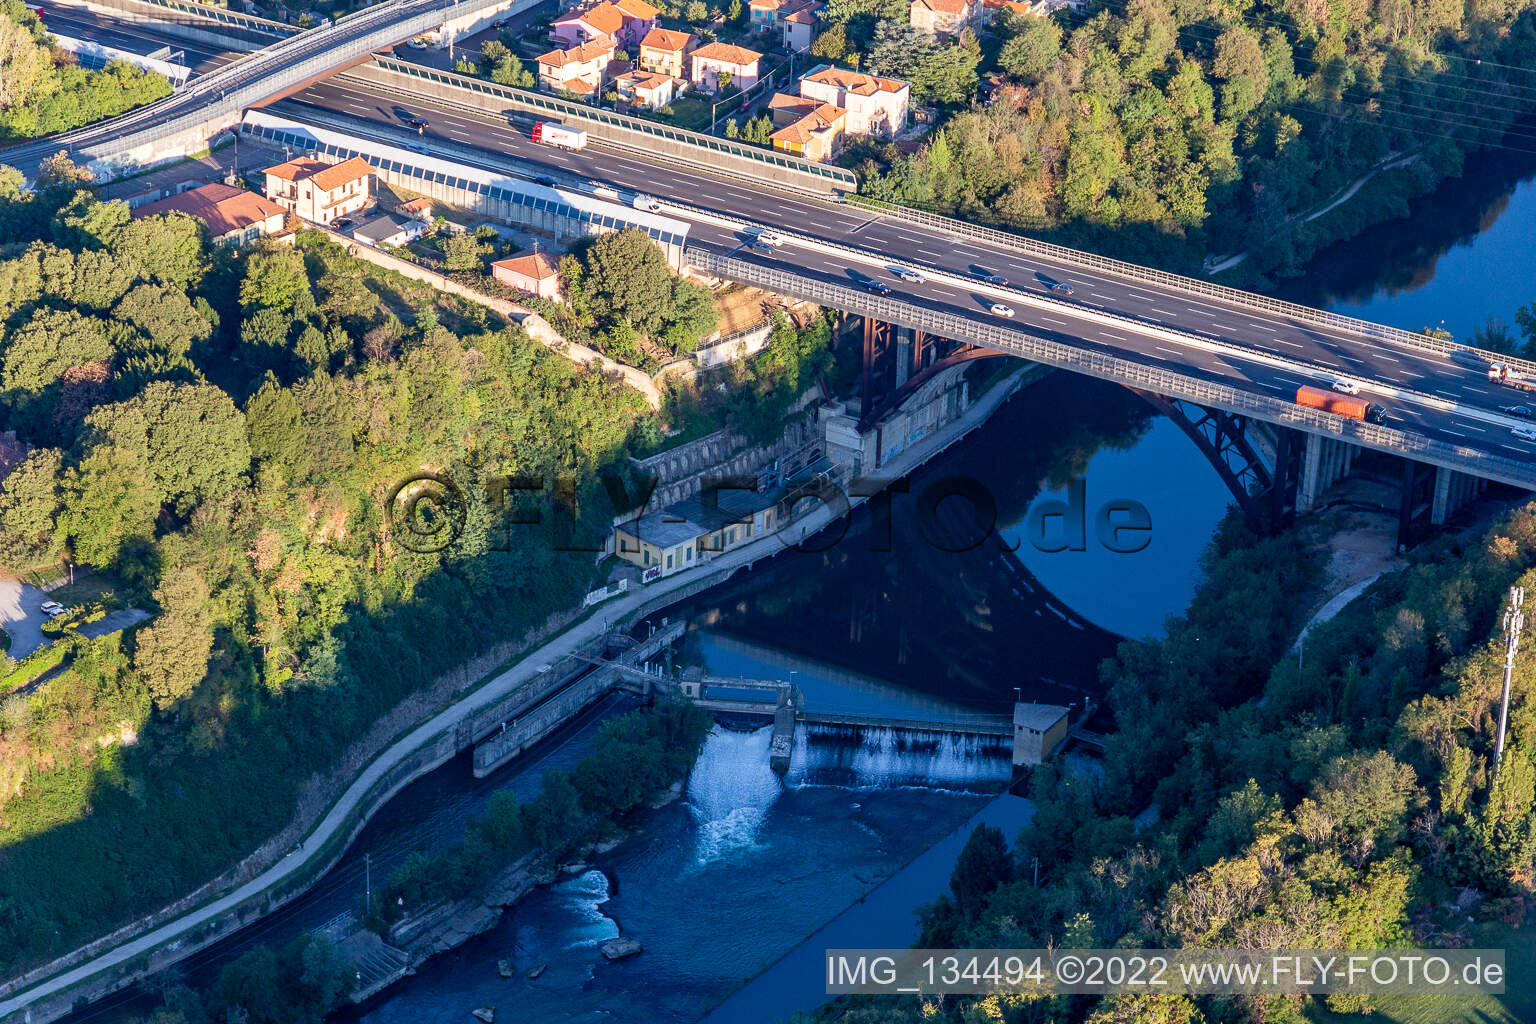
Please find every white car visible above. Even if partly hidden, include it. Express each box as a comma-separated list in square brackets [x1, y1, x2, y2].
[1331, 379, 1361, 395]
[755, 231, 784, 247]
[990, 303, 1015, 318]
[40, 599, 64, 615]
[633, 195, 662, 213]
[894, 267, 925, 283]
[1513, 426, 1536, 443]
[404, 37, 430, 50]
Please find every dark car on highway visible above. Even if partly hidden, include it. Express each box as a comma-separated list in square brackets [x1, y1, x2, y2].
[1503, 405, 1533, 418]
[863, 280, 893, 296]
[403, 114, 428, 131]
[533, 175, 557, 186]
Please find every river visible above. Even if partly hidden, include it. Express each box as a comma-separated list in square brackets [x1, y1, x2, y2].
[70, 147, 1536, 1024]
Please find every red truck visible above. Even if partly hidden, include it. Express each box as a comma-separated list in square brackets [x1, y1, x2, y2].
[531, 122, 587, 151]
[1296, 385, 1386, 424]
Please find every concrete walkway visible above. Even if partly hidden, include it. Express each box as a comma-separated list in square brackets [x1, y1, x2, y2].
[0, 365, 1032, 1018]
[0, 579, 49, 662]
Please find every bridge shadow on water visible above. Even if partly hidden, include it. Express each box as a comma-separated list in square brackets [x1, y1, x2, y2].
[675, 373, 1161, 714]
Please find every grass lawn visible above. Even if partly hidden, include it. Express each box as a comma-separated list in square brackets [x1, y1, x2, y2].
[1308, 915, 1536, 1024]
[48, 574, 121, 609]
[664, 94, 714, 133]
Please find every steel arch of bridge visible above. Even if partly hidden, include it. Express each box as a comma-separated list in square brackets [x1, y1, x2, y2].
[1127, 388, 1297, 533]
[851, 317, 1300, 532]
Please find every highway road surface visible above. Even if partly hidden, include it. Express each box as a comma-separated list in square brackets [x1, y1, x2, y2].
[267, 77, 1536, 470]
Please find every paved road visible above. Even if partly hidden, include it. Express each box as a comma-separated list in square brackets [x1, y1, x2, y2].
[0, 579, 49, 663]
[36, 5, 231, 72]
[269, 79, 1536, 478]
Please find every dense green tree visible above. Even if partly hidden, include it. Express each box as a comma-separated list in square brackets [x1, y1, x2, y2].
[0, 308, 113, 392]
[240, 242, 310, 313]
[578, 228, 674, 335]
[0, 446, 64, 569]
[133, 566, 215, 710]
[82, 381, 251, 516]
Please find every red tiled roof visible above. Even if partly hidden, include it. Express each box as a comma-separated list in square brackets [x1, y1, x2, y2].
[133, 182, 285, 238]
[640, 27, 692, 52]
[802, 65, 907, 95]
[264, 156, 373, 191]
[539, 37, 616, 66]
[493, 250, 561, 280]
[690, 41, 762, 66]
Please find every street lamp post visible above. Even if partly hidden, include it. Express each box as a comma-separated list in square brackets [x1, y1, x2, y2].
[1496, 586, 1524, 774]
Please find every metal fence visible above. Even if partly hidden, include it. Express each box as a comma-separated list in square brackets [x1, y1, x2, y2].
[686, 248, 1536, 491]
[366, 55, 859, 193]
[841, 195, 1536, 378]
[87, 0, 298, 35]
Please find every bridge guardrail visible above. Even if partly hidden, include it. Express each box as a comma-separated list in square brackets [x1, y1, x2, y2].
[840, 195, 1536, 380]
[363, 55, 858, 195]
[72, 0, 300, 36]
[665, 197, 1488, 420]
[2, 0, 512, 170]
[686, 247, 1536, 491]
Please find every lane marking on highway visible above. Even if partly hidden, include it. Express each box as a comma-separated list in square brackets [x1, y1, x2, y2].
[1459, 423, 1489, 432]
[1249, 323, 1278, 332]
[1127, 291, 1156, 301]
[1099, 332, 1126, 341]
[1189, 309, 1217, 317]
[1041, 316, 1069, 326]
[1091, 292, 1114, 300]
[1210, 322, 1238, 331]
[1503, 445, 1533, 453]
[1275, 339, 1303, 348]
[1151, 308, 1178, 317]
[1435, 390, 1461, 399]
[1154, 345, 1182, 355]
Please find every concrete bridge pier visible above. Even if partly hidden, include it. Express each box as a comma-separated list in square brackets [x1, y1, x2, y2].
[1296, 434, 1362, 514]
[1431, 466, 1486, 525]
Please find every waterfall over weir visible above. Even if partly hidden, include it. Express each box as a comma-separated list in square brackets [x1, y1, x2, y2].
[785, 722, 1014, 790]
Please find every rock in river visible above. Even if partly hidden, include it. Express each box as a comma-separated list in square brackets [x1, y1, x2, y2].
[600, 938, 642, 960]
[497, 959, 514, 979]
[527, 962, 548, 979]
[472, 1009, 495, 1024]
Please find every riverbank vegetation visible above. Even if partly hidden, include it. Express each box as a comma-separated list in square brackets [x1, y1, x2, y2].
[0, 178, 655, 967]
[0, 1, 172, 140]
[810, 503, 1536, 1022]
[823, 0, 1536, 278]
[131, 702, 712, 1024]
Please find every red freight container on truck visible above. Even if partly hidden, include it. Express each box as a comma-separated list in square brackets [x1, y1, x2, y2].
[1296, 385, 1386, 424]
[1488, 362, 1536, 393]
[531, 122, 587, 151]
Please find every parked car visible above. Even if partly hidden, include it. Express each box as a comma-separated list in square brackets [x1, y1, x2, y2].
[404, 37, 429, 50]
[492, 16, 511, 26]
[1502, 405, 1533, 418]
[863, 280, 893, 296]
[893, 267, 925, 283]
[1050, 282, 1075, 295]
[1331, 379, 1362, 395]
[332, 218, 355, 231]
[1513, 426, 1536, 442]
[990, 303, 1015, 317]
[39, 600, 64, 616]
[533, 174, 557, 186]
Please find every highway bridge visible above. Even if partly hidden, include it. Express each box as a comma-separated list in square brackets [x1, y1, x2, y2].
[10, 4, 1536, 541]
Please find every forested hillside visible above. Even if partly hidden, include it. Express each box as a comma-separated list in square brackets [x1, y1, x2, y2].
[0, 0, 171, 140]
[813, 506, 1536, 1023]
[0, 174, 649, 965]
[826, 0, 1536, 275]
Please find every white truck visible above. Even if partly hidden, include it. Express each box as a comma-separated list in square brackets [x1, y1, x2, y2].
[1488, 362, 1536, 392]
[531, 121, 587, 151]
